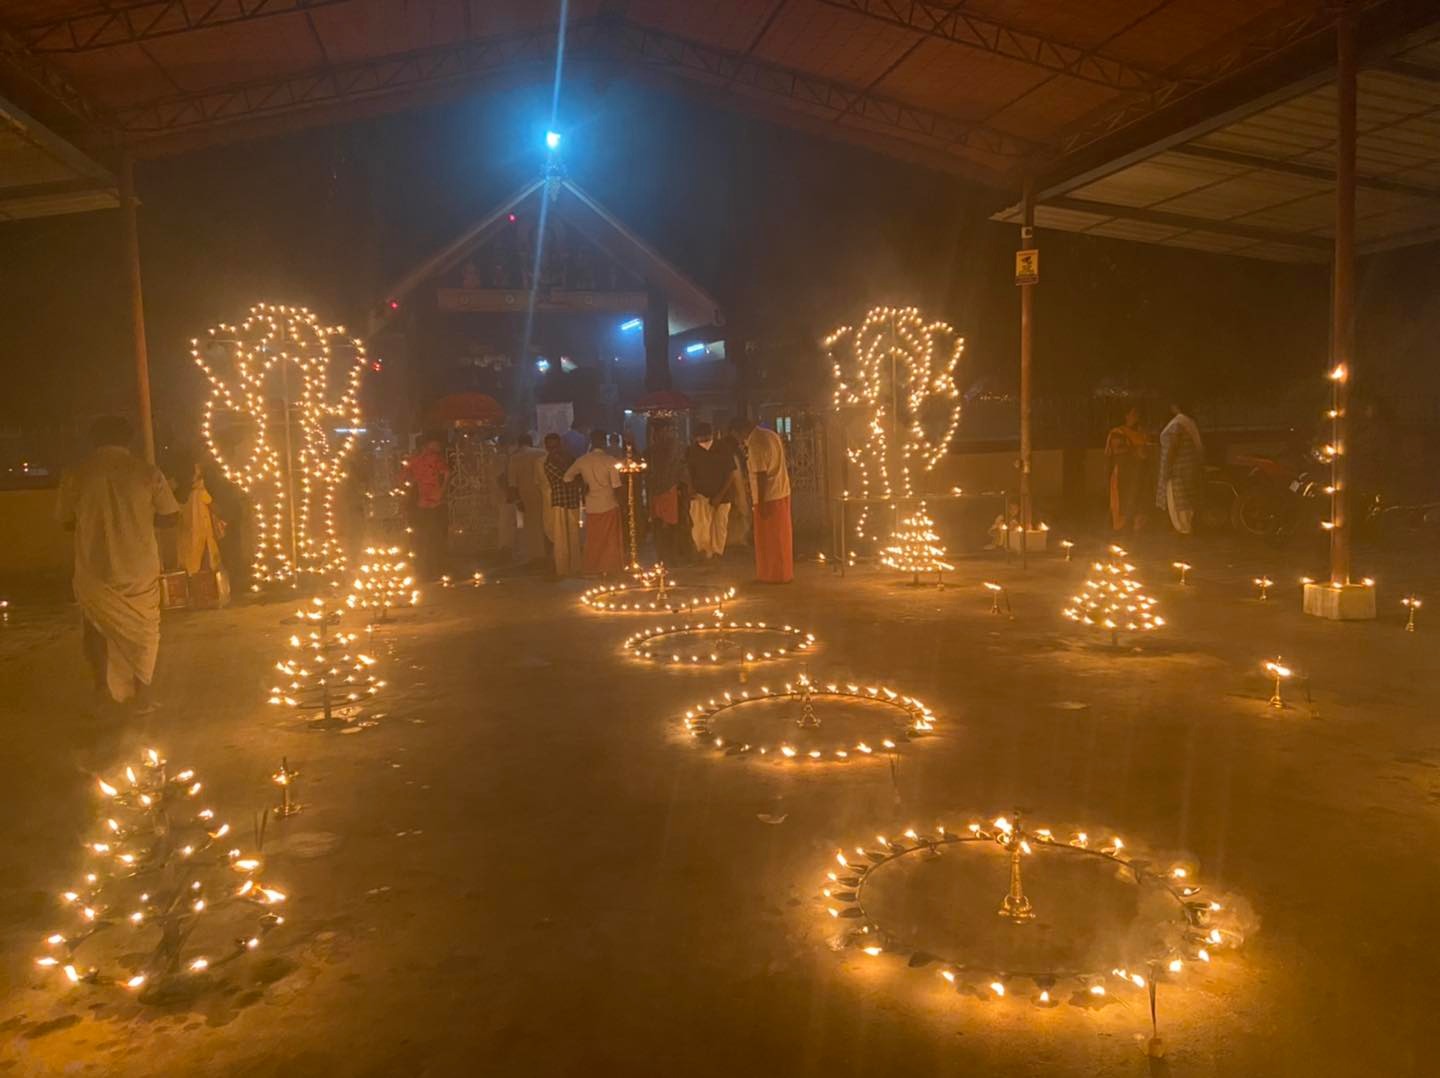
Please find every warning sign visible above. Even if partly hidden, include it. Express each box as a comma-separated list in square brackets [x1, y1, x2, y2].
[1015, 249, 1039, 285]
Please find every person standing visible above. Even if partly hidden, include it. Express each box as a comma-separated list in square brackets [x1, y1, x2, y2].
[404, 434, 450, 579]
[1156, 400, 1204, 535]
[565, 430, 624, 575]
[561, 417, 589, 462]
[645, 419, 684, 565]
[508, 433, 548, 568]
[56, 416, 180, 711]
[730, 417, 793, 583]
[684, 422, 736, 559]
[1105, 404, 1149, 533]
[539, 433, 582, 577]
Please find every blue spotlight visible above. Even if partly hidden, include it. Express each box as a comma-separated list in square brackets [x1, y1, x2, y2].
[545, 130, 562, 151]
[620, 317, 642, 332]
[535, 358, 551, 373]
[685, 342, 706, 355]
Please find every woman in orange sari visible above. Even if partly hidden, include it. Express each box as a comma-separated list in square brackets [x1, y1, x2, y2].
[1105, 404, 1148, 532]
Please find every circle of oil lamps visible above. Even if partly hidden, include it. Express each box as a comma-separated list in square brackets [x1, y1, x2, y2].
[581, 564, 737, 614]
[822, 813, 1244, 1009]
[681, 672, 934, 761]
[35, 750, 288, 996]
[623, 618, 816, 669]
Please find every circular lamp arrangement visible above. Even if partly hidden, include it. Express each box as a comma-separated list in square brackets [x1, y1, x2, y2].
[581, 577, 738, 614]
[623, 618, 816, 667]
[822, 812, 1244, 1008]
[681, 673, 935, 760]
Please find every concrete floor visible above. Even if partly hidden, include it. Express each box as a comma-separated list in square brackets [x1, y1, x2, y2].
[1, 530, 1437, 1077]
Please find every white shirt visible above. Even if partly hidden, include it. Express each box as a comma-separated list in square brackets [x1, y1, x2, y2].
[745, 426, 791, 504]
[56, 445, 180, 588]
[563, 449, 622, 513]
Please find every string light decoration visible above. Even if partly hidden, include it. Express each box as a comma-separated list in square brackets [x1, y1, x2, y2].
[346, 546, 417, 622]
[623, 618, 815, 668]
[681, 673, 935, 761]
[581, 565, 736, 613]
[880, 502, 952, 585]
[827, 306, 963, 544]
[1063, 545, 1165, 646]
[268, 597, 384, 726]
[35, 750, 287, 995]
[821, 814, 1244, 1008]
[193, 303, 367, 591]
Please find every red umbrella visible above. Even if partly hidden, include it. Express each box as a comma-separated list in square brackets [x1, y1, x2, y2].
[423, 392, 506, 428]
[633, 389, 693, 414]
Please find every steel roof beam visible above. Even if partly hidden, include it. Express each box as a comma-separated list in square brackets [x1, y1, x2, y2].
[17, 0, 354, 54]
[813, 0, 1165, 91]
[1169, 143, 1440, 202]
[1043, 193, 1333, 249]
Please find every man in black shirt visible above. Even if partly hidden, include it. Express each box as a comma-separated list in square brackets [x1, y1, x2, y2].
[683, 422, 737, 558]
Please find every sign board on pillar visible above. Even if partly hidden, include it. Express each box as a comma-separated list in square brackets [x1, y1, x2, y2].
[1015, 249, 1039, 286]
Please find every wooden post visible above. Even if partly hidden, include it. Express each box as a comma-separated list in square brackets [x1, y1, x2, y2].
[1019, 177, 1036, 553]
[120, 153, 156, 464]
[1330, 11, 1356, 586]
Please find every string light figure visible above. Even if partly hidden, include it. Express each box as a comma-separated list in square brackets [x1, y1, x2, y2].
[880, 502, 952, 585]
[193, 303, 367, 591]
[822, 816, 1244, 1006]
[1264, 657, 1292, 708]
[1063, 545, 1165, 646]
[827, 306, 963, 544]
[268, 597, 384, 726]
[681, 676, 934, 761]
[35, 750, 287, 994]
[346, 546, 417, 623]
[1403, 595, 1421, 632]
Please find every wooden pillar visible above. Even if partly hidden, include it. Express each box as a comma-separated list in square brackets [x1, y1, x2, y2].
[644, 285, 671, 392]
[120, 153, 156, 464]
[1018, 177, 1036, 531]
[1330, 11, 1357, 586]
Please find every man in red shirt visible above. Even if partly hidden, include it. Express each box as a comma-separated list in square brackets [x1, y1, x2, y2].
[405, 435, 451, 579]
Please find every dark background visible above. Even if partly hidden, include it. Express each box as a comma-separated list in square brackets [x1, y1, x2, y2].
[1, 76, 1436, 437]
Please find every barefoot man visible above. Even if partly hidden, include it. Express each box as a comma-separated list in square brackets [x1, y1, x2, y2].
[730, 417, 793, 584]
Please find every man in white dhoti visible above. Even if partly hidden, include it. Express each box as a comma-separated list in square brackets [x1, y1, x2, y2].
[56, 416, 180, 710]
[682, 422, 737, 558]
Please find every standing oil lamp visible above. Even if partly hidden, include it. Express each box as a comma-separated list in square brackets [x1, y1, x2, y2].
[1059, 539, 1074, 561]
[616, 445, 648, 573]
[1172, 561, 1191, 586]
[1263, 657, 1292, 709]
[1253, 576, 1273, 601]
[272, 758, 302, 817]
[994, 813, 1036, 923]
[1403, 594, 1421, 632]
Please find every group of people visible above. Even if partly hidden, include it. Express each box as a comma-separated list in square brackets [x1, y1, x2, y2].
[1105, 399, 1205, 536]
[494, 416, 794, 584]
